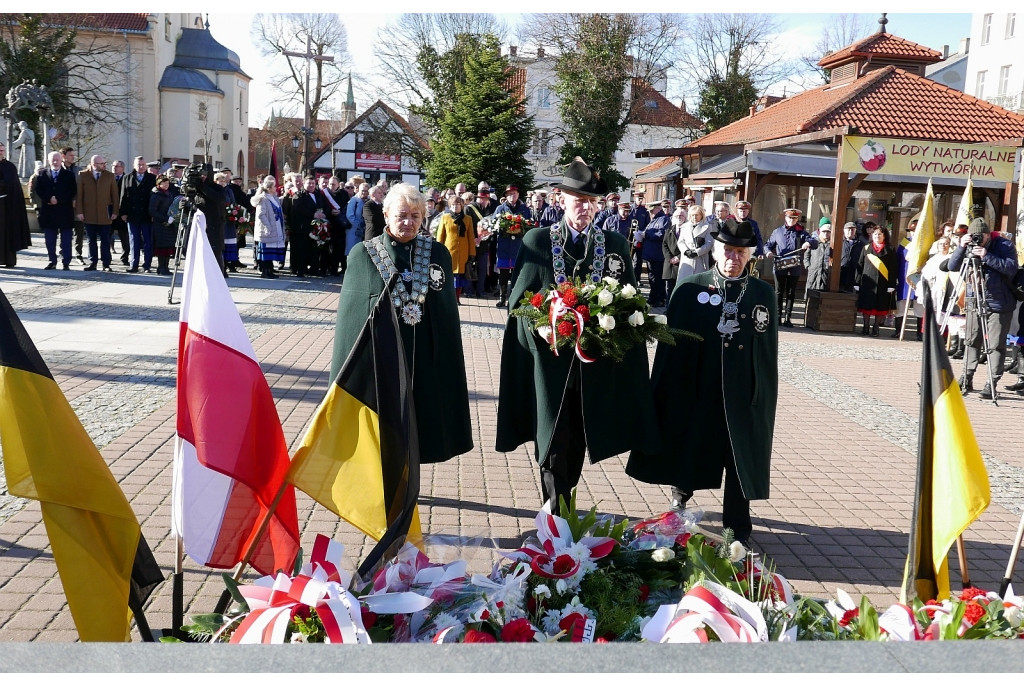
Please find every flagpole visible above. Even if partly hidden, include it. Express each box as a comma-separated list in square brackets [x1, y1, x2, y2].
[998, 511, 1024, 596]
[172, 534, 184, 637]
[212, 479, 291, 615]
[955, 535, 972, 589]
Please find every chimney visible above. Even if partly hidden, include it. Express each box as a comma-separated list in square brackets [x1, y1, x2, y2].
[679, 100, 687, 113]
[537, 46, 545, 58]
[749, 106, 756, 117]
[509, 45, 517, 57]
[942, 44, 949, 59]
[960, 37, 970, 55]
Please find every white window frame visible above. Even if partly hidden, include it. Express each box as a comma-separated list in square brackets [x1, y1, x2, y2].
[1007, 13, 1016, 39]
[981, 14, 993, 45]
[537, 87, 551, 109]
[975, 70, 986, 99]
[998, 66, 1011, 96]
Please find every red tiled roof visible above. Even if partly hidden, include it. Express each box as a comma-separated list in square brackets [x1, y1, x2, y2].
[505, 67, 527, 105]
[39, 13, 151, 33]
[629, 78, 703, 129]
[634, 155, 681, 176]
[819, 32, 942, 68]
[687, 66, 1024, 148]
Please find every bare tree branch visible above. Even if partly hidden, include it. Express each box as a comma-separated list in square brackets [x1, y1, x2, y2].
[250, 13, 352, 125]
[798, 13, 872, 84]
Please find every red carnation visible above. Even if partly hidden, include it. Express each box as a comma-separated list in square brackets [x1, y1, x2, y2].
[960, 587, 987, 602]
[552, 553, 576, 575]
[501, 618, 538, 643]
[530, 293, 544, 307]
[479, 609, 490, 621]
[559, 612, 589, 640]
[963, 602, 986, 625]
[576, 305, 590, 321]
[463, 628, 497, 643]
[561, 290, 578, 307]
[557, 321, 574, 337]
[839, 608, 859, 627]
[638, 584, 650, 603]
[360, 608, 378, 629]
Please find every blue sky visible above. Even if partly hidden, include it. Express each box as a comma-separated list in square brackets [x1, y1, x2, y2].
[205, 11, 977, 126]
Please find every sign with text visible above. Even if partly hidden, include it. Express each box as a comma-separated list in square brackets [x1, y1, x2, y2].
[841, 135, 1019, 182]
[356, 152, 401, 171]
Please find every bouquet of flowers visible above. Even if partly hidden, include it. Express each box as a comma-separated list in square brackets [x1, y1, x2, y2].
[511, 276, 691, 363]
[169, 492, 1024, 644]
[226, 203, 251, 239]
[310, 215, 332, 250]
[495, 212, 536, 237]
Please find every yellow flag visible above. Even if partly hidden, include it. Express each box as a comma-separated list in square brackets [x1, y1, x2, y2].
[905, 179, 936, 276]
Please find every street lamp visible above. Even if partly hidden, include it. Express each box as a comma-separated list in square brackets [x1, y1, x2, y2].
[314, 137, 323, 151]
[291, 134, 300, 171]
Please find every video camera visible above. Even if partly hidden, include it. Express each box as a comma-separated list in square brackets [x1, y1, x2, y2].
[180, 162, 206, 200]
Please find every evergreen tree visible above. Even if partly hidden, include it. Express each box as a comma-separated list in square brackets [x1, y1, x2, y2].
[0, 15, 76, 131]
[696, 72, 758, 133]
[425, 34, 535, 193]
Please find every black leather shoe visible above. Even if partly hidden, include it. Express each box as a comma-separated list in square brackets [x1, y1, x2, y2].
[62, 264, 70, 271]
[84, 264, 97, 271]
[1006, 379, 1024, 392]
[44, 263, 56, 270]
[959, 376, 973, 394]
[979, 383, 994, 400]
[126, 267, 139, 273]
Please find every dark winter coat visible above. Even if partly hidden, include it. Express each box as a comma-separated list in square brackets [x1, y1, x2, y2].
[33, 167, 77, 229]
[840, 238, 864, 290]
[0, 158, 31, 257]
[766, 225, 817, 277]
[856, 242, 898, 313]
[149, 187, 177, 250]
[641, 213, 670, 262]
[803, 236, 831, 297]
[494, 200, 533, 264]
[363, 200, 385, 241]
[946, 235, 1020, 313]
[626, 269, 778, 500]
[495, 222, 660, 465]
[330, 237, 473, 463]
[120, 171, 157, 224]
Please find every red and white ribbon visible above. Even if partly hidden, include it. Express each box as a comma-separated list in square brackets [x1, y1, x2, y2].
[642, 582, 767, 643]
[547, 290, 595, 364]
[227, 534, 370, 644]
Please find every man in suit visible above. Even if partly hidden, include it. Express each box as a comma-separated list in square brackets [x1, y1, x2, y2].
[76, 155, 120, 272]
[283, 175, 324, 277]
[111, 160, 130, 265]
[61, 147, 85, 264]
[322, 175, 349, 276]
[120, 156, 157, 272]
[362, 184, 386, 241]
[35, 151, 77, 270]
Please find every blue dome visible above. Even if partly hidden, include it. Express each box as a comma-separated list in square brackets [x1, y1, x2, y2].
[171, 28, 249, 78]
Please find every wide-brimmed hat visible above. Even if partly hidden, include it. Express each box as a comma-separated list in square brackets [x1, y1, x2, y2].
[552, 160, 604, 198]
[714, 219, 759, 248]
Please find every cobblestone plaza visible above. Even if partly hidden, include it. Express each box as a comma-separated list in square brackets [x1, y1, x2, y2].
[1, 243, 1023, 642]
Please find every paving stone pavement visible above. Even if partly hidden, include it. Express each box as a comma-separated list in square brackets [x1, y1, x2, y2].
[1, 242, 1023, 642]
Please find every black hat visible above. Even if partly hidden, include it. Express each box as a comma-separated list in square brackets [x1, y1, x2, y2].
[714, 219, 759, 248]
[552, 160, 604, 198]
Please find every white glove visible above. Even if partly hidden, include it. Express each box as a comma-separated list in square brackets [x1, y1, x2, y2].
[853, 286, 859, 291]
[887, 287, 895, 293]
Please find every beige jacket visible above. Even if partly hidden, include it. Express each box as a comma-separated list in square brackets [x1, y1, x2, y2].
[76, 169, 119, 225]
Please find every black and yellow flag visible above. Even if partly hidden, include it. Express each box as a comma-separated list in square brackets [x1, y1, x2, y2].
[286, 281, 421, 578]
[901, 282, 990, 602]
[0, 288, 163, 641]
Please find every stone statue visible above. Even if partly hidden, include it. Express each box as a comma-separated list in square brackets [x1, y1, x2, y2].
[11, 121, 36, 180]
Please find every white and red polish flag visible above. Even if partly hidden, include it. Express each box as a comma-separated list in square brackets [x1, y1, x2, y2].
[171, 209, 300, 576]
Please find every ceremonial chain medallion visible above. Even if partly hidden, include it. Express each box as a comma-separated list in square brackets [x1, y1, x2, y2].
[550, 225, 607, 285]
[710, 269, 749, 340]
[368, 234, 431, 325]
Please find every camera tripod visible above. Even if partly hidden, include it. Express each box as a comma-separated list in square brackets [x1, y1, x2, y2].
[956, 253, 1000, 405]
[166, 195, 196, 305]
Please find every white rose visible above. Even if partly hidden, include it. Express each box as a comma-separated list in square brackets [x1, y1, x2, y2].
[620, 284, 637, 298]
[597, 289, 614, 306]
[534, 584, 551, 598]
[536, 325, 553, 343]
[628, 311, 645, 327]
[651, 547, 675, 562]
[598, 314, 616, 331]
[652, 314, 668, 325]
[581, 284, 596, 296]
[1005, 605, 1023, 629]
[603, 276, 619, 286]
[729, 540, 747, 562]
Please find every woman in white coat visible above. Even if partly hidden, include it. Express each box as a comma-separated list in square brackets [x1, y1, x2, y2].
[675, 204, 714, 284]
[253, 175, 286, 279]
